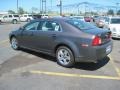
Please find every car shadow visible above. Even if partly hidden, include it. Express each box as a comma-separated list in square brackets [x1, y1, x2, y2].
[74, 57, 110, 71]
[112, 38, 120, 40]
[20, 48, 110, 71]
[20, 48, 56, 62]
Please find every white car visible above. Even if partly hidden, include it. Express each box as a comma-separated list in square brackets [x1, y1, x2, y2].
[20, 14, 33, 22]
[0, 14, 20, 24]
[107, 17, 120, 38]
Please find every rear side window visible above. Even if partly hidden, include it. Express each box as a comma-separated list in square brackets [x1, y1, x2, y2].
[14, 15, 19, 17]
[40, 21, 60, 31]
[9, 15, 12, 18]
[24, 15, 27, 17]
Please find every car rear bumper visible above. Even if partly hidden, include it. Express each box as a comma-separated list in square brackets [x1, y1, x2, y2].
[75, 40, 113, 63]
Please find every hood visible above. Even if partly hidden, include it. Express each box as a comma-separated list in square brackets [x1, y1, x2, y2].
[109, 24, 120, 29]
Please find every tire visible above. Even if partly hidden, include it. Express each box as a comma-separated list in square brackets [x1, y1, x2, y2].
[56, 46, 75, 67]
[12, 19, 17, 24]
[0, 20, 2, 24]
[10, 37, 19, 50]
[27, 18, 31, 22]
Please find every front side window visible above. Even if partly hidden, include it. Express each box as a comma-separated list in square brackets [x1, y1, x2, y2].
[3, 16, 8, 18]
[24, 22, 39, 31]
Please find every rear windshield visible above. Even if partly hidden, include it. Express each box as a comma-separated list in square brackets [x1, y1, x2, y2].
[66, 19, 96, 30]
[111, 18, 120, 24]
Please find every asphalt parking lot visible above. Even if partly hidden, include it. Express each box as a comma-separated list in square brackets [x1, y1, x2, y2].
[0, 23, 120, 90]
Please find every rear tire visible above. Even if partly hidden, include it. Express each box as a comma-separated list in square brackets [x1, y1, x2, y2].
[12, 19, 17, 24]
[27, 18, 31, 22]
[56, 46, 75, 67]
[0, 20, 2, 24]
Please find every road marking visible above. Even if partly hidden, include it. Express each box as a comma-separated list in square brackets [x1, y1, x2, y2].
[30, 70, 120, 80]
[109, 55, 120, 77]
[0, 39, 9, 44]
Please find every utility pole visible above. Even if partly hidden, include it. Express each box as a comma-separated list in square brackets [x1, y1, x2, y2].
[40, 0, 41, 14]
[51, 0, 52, 11]
[116, 2, 120, 15]
[42, 0, 46, 14]
[17, 0, 19, 14]
[60, 0, 62, 16]
[57, 0, 62, 16]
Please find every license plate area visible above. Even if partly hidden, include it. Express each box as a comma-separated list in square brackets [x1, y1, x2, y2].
[106, 45, 111, 54]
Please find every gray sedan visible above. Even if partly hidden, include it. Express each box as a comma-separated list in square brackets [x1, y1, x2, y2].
[9, 18, 112, 67]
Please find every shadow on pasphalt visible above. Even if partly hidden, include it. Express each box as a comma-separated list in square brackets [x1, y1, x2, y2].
[21, 48, 110, 71]
[74, 56, 110, 71]
[20, 48, 56, 62]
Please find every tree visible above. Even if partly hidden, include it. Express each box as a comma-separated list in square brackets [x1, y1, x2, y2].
[18, 7, 25, 14]
[8, 10, 15, 14]
[107, 9, 114, 15]
[117, 10, 120, 15]
[31, 7, 39, 14]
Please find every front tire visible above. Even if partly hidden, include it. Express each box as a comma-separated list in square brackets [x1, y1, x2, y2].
[11, 37, 19, 50]
[56, 46, 75, 67]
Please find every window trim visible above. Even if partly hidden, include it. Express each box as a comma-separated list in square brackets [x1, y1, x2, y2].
[23, 21, 40, 31]
[38, 20, 62, 32]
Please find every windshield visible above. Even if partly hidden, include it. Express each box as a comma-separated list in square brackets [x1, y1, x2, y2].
[66, 19, 96, 30]
[111, 18, 120, 24]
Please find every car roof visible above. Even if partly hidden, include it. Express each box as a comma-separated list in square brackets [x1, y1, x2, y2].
[32, 17, 70, 22]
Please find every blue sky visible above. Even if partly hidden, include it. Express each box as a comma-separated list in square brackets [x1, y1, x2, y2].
[0, 0, 120, 12]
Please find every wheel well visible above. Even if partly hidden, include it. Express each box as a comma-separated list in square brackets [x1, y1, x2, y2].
[13, 19, 17, 21]
[10, 35, 16, 42]
[55, 44, 74, 56]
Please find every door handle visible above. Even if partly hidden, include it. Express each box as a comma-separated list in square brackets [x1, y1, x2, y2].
[52, 34, 57, 38]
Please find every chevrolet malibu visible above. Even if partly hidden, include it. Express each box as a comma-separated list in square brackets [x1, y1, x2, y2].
[9, 18, 112, 67]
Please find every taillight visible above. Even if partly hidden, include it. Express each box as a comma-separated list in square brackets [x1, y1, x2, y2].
[108, 33, 111, 39]
[92, 36, 102, 46]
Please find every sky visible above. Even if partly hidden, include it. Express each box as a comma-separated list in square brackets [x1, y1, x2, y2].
[0, 0, 120, 12]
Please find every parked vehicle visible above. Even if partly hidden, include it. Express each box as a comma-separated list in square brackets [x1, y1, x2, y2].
[41, 14, 49, 18]
[32, 14, 42, 19]
[20, 14, 33, 22]
[95, 17, 109, 28]
[93, 15, 99, 22]
[70, 16, 85, 21]
[107, 17, 120, 38]
[9, 18, 112, 67]
[0, 14, 19, 24]
[84, 16, 93, 22]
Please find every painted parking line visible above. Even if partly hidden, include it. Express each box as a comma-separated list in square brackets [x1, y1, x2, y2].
[0, 39, 9, 44]
[29, 70, 120, 80]
[109, 55, 120, 77]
